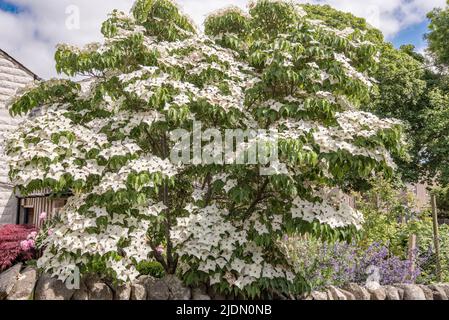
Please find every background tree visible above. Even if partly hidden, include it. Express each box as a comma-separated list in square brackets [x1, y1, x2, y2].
[299, 5, 430, 184]
[417, 1, 449, 187]
[427, 0, 449, 67]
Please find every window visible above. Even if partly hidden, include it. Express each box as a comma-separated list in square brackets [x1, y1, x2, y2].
[24, 207, 34, 225]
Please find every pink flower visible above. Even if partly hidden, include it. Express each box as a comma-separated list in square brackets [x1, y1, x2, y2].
[156, 245, 164, 254]
[20, 239, 35, 251]
[27, 239, 35, 249]
[39, 212, 47, 221]
[27, 231, 37, 240]
[47, 228, 53, 236]
[20, 240, 31, 251]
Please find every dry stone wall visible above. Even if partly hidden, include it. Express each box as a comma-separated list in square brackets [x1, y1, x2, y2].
[1, 263, 448, 300]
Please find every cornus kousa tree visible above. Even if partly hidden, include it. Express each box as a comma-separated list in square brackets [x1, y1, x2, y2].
[5, 0, 405, 297]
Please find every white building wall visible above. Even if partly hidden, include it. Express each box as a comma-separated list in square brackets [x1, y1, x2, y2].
[0, 51, 36, 224]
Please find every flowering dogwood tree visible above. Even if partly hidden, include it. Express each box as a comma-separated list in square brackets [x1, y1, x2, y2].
[5, 0, 404, 297]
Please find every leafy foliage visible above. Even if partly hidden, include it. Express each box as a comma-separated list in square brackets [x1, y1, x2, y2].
[355, 178, 449, 283]
[355, 176, 414, 255]
[5, 0, 404, 298]
[298, 5, 430, 184]
[416, 88, 449, 185]
[398, 216, 449, 283]
[432, 186, 449, 218]
[136, 260, 166, 278]
[426, 1, 449, 66]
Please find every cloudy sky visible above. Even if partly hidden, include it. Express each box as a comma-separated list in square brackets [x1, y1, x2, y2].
[0, 0, 447, 79]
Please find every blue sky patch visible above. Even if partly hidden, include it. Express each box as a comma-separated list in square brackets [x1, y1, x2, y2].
[0, 0, 21, 13]
[391, 20, 429, 50]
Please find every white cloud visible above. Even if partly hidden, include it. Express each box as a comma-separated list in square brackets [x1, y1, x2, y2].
[0, 0, 446, 79]
[0, 0, 134, 78]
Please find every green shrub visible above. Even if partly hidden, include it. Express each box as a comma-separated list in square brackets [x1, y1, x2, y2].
[136, 260, 166, 278]
[398, 215, 449, 283]
[433, 186, 449, 218]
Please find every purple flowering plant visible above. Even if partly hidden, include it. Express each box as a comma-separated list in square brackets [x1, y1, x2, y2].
[280, 236, 422, 290]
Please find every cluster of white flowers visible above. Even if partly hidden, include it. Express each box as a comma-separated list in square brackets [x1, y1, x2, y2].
[116, 35, 259, 115]
[336, 111, 401, 138]
[334, 52, 375, 88]
[291, 188, 364, 229]
[98, 139, 141, 159]
[206, 5, 251, 21]
[6, 106, 110, 186]
[36, 193, 159, 282]
[92, 156, 177, 194]
[276, 116, 397, 169]
[172, 204, 295, 289]
[310, 16, 375, 51]
[87, 110, 165, 136]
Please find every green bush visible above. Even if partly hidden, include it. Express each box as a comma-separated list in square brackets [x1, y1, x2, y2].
[355, 176, 413, 257]
[354, 177, 449, 283]
[358, 208, 406, 257]
[136, 260, 166, 278]
[433, 186, 449, 218]
[358, 201, 449, 283]
[398, 215, 449, 283]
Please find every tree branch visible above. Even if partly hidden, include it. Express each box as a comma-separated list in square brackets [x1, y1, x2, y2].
[244, 177, 270, 217]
